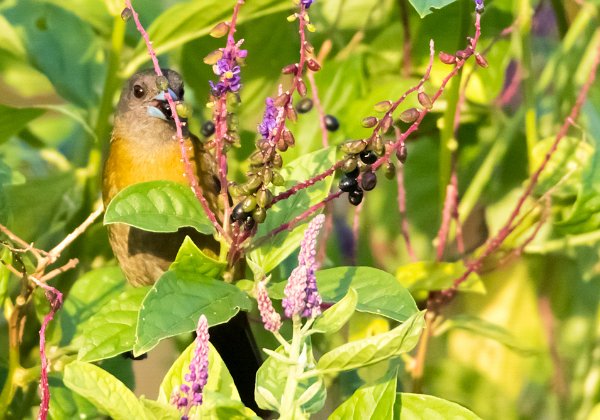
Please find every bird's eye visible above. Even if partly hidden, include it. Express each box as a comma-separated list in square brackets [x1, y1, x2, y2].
[133, 84, 145, 98]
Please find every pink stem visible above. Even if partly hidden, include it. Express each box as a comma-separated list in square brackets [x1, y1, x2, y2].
[125, 0, 226, 238]
[396, 159, 417, 262]
[446, 38, 600, 296]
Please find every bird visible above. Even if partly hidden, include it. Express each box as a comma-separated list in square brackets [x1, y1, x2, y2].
[102, 68, 264, 415]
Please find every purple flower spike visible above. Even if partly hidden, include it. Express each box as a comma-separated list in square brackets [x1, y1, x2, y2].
[301, 0, 314, 9]
[258, 97, 278, 139]
[282, 214, 326, 318]
[256, 279, 283, 332]
[170, 315, 210, 418]
[474, 0, 484, 12]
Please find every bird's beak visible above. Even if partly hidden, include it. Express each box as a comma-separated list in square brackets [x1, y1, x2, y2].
[146, 88, 179, 120]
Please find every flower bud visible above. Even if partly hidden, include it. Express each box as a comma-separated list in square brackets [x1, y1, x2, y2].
[282, 64, 298, 75]
[283, 129, 295, 146]
[256, 188, 273, 208]
[361, 116, 378, 128]
[374, 100, 393, 113]
[252, 207, 267, 223]
[306, 23, 316, 32]
[175, 102, 192, 119]
[262, 168, 273, 185]
[475, 53, 488, 68]
[384, 162, 396, 179]
[272, 171, 285, 186]
[285, 106, 297, 122]
[439, 51, 457, 64]
[242, 196, 257, 212]
[276, 137, 288, 152]
[273, 154, 283, 168]
[155, 75, 169, 91]
[297, 78, 307, 97]
[399, 108, 420, 124]
[120, 7, 132, 21]
[249, 150, 265, 165]
[204, 50, 223, 65]
[210, 22, 229, 38]
[418, 91, 433, 109]
[380, 115, 392, 133]
[243, 175, 262, 193]
[342, 157, 358, 173]
[274, 92, 290, 107]
[307, 59, 321, 72]
[396, 144, 408, 164]
[341, 139, 367, 154]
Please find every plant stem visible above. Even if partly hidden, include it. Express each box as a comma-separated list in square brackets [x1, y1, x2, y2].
[279, 317, 304, 419]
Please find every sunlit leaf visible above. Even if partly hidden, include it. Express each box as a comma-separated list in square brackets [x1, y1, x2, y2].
[396, 261, 486, 294]
[329, 367, 398, 420]
[104, 180, 214, 235]
[313, 288, 358, 335]
[250, 147, 336, 273]
[0, 104, 44, 144]
[317, 311, 425, 373]
[63, 361, 146, 420]
[170, 236, 226, 278]
[394, 393, 482, 419]
[77, 287, 148, 362]
[408, 0, 458, 17]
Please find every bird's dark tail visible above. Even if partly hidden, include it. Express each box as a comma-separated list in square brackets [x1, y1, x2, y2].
[209, 311, 269, 418]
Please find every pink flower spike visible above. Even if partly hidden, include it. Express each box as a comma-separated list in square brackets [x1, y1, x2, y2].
[282, 214, 326, 318]
[256, 279, 283, 332]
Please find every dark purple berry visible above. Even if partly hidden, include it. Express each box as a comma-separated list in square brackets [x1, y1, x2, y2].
[361, 172, 377, 191]
[243, 216, 256, 231]
[296, 98, 313, 114]
[231, 202, 248, 222]
[348, 188, 364, 206]
[201, 121, 215, 137]
[324, 115, 339, 132]
[339, 176, 358, 192]
[360, 150, 377, 164]
[344, 166, 360, 179]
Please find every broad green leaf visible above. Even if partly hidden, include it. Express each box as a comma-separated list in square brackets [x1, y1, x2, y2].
[104, 180, 214, 235]
[440, 315, 538, 355]
[170, 236, 226, 278]
[60, 266, 126, 346]
[313, 288, 358, 335]
[140, 398, 180, 420]
[250, 147, 336, 273]
[271, 267, 418, 323]
[255, 343, 326, 413]
[408, 0, 457, 17]
[77, 287, 149, 362]
[532, 136, 593, 199]
[317, 311, 425, 373]
[48, 374, 99, 420]
[159, 342, 240, 404]
[329, 367, 398, 420]
[396, 261, 486, 294]
[7, 1, 105, 107]
[125, 0, 290, 75]
[63, 361, 146, 420]
[394, 393, 482, 419]
[135, 270, 252, 355]
[0, 104, 44, 144]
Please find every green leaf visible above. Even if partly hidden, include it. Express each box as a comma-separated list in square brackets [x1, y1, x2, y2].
[317, 311, 425, 373]
[60, 266, 126, 346]
[140, 398, 181, 420]
[0, 248, 12, 308]
[255, 343, 326, 413]
[408, 0, 458, 18]
[440, 315, 538, 355]
[396, 261, 486, 294]
[8, 1, 105, 107]
[48, 374, 99, 420]
[271, 267, 418, 323]
[135, 270, 252, 355]
[104, 180, 214, 235]
[0, 104, 44, 144]
[63, 361, 146, 420]
[77, 286, 149, 362]
[329, 367, 398, 420]
[394, 393, 482, 419]
[159, 342, 240, 404]
[124, 0, 290, 76]
[313, 288, 358, 335]
[250, 147, 336, 273]
[170, 236, 226, 278]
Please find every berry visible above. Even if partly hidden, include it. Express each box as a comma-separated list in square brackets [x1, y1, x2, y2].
[295, 98, 314, 114]
[324, 115, 339, 132]
[361, 172, 377, 191]
[344, 166, 360, 179]
[348, 188, 363, 206]
[339, 176, 358, 192]
[253, 207, 267, 223]
[359, 150, 377, 164]
[231, 202, 248, 222]
[201, 121, 215, 137]
[397, 144, 408, 164]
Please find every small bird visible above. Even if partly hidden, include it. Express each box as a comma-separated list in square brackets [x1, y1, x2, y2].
[102, 69, 263, 414]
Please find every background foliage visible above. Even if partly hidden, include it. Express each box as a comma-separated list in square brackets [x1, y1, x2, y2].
[1, 0, 600, 418]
